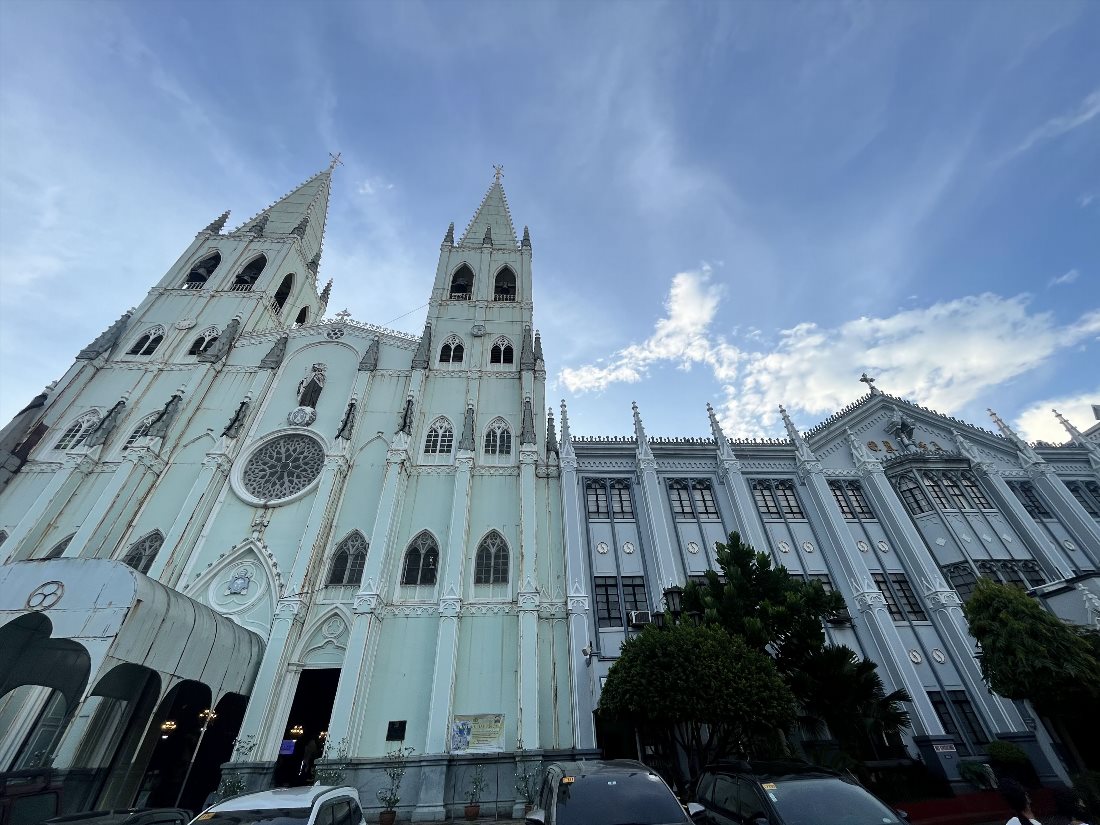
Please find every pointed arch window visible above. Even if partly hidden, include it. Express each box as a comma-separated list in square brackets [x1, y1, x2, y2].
[293, 307, 310, 327]
[474, 531, 509, 585]
[493, 267, 517, 301]
[449, 264, 473, 300]
[692, 479, 720, 518]
[586, 479, 610, 518]
[327, 530, 369, 586]
[484, 418, 512, 457]
[45, 534, 73, 559]
[610, 479, 634, 518]
[424, 418, 454, 455]
[895, 474, 931, 515]
[272, 273, 295, 314]
[55, 411, 100, 450]
[921, 473, 953, 510]
[438, 334, 465, 365]
[126, 326, 165, 356]
[183, 251, 221, 289]
[401, 531, 438, 586]
[490, 336, 514, 365]
[958, 472, 992, 510]
[187, 326, 220, 356]
[122, 530, 163, 574]
[940, 474, 971, 510]
[123, 415, 159, 450]
[233, 255, 267, 291]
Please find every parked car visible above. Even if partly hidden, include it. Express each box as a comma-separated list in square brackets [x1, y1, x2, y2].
[44, 809, 191, 825]
[693, 760, 907, 825]
[188, 786, 366, 825]
[525, 760, 702, 825]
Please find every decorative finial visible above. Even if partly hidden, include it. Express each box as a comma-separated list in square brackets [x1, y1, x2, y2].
[1052, 408, 1077, 436]
[859, 372, 880, 395]
[631, 402, 652, 459]
[319, 278, 333, 304]
[547, 408, 559, 456]
[482, 224, 493, 246]
[560, 400, 571, 440]
[335, 308, 352, 322]
[203, 210, 230, 234]
[521, 225, 531, 249]
[988, 408, 1044, 465]
[307, 251, 322, 275]
[328, 151, 344, 170]
[291, 215, 309, 238]
[443, 222, 455, 245]
[779, 404, 816, 462]
[493, 164, 504, 183]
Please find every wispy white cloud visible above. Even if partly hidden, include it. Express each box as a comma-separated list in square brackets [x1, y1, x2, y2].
[1016, 388, 1100, 444]
[1049, 268, 1080, 287]
[1080, 193, 1096, 207]
[561, 271, 1100, 436]
[1003, 87, 1100, 161]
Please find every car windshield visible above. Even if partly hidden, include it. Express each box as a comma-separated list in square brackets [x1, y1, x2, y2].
[193, 808, 312, 825]
[762, 777, 900, 825]
[555, 771, 687, 825]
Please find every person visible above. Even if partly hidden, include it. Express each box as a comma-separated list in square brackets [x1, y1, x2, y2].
[1001, 778, 1041, 825]
[1052, 787, 1091, 825]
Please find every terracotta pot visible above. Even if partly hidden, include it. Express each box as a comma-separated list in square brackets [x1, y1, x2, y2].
[379, 810, 396, 825]
[464, 803, 480, 821]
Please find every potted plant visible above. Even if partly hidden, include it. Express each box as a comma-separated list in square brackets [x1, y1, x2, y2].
[514, 761, 540, 813]
[464, 763, 487, 821]
[376, 745, 414, 825]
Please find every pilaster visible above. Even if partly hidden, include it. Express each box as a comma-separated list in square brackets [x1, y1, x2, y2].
[1, 451, 95, 562]
[517, 446, 539, 748]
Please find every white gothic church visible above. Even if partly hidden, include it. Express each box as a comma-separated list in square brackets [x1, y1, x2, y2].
[0, 165, 1098, 818]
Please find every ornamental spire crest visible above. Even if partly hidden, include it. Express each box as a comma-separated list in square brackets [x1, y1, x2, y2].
[988, 408, 1044, 466]
[779, 405, 816, 463]
[706, 403, 735, 461]
[203, 210, 230, 234]
[632, 401, 654, 461]
[1054, 408, 1100, 471]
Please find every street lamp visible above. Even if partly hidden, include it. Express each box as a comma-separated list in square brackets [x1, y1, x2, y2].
[175, 708, 217, 807]
[663, 585, 684, 620]
[652, 611, 667, 631]
[160, 720, 177, 739]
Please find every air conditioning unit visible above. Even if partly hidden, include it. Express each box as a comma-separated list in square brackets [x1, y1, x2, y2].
[628, 610, 653, 627]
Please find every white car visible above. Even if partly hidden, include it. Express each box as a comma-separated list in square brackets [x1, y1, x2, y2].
[191, 786, 367, 825]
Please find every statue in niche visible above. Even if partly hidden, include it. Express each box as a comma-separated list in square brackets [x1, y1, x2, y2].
[297, 364, 327, 409]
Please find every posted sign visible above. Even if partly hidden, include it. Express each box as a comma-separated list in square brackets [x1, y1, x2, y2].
[450, 713, 505, 753]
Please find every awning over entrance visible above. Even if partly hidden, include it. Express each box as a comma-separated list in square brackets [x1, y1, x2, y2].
[0, 559, 264, 705]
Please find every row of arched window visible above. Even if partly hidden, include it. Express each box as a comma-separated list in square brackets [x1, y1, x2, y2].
[439, 335, 514, 367]
[324, 529, 509, 587]
[52, 409, 162, 452]
[448, 264, 517, 302]
[180, 252, 310, 321]
[35, 530, 162, 573]
[423, 416, 513, 458]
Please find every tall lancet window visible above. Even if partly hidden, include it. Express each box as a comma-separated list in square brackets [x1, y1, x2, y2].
[183, 251, 221, 289]
[272, 273, 295, 314]
[233, 255, 267, 291]
[401, 531, 439, 586]
[55, 411, 100, 450]
[474, 531, 509, 585]
[484, 418, 512, 458]
[45, 534, 74, 559]
[423, 417, 453, 455]
[122, 530, 163, 574]
[493, 266, 516, 301]
[490, 337, 514, 365]
[127, 327, 165, 356]
[327, 530, 368, 586]
[438, 335, 465, 365]
[298, 364, 327, 409]
[449, 264, 473, 299]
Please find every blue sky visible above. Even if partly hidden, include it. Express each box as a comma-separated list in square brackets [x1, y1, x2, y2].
[1, 0, 1097, 443]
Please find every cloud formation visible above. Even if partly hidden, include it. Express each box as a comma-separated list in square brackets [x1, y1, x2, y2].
[1004, 87, 1100, 160]
[1049, 268, 1080, 287]
[560, 270, 1100, 436]
[1016, 388, 1100, 444]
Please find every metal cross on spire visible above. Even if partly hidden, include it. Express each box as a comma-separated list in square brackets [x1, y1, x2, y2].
[328, 152, 344, 170]
[493, 164, 504, 183]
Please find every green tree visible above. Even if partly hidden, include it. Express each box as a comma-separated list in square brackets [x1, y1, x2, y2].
[963, 577, 1100, 713]
[683, 532, 911, 760]
[599, 623, 795, 794]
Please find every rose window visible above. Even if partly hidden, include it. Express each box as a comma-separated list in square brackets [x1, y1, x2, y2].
[241, 434, 325, 502]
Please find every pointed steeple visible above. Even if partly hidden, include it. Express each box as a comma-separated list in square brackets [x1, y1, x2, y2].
[988, 408, 1044, 466]
[443, 222, 455, 246]
[533, 330, 544, 364]
[318, 279, 333, 315]
[412, 323, 432, 369]
[521, 226, 531, 250]
[546, 408, 559, 456]
[520, 325, 535, 370]
[560, 400, 575, 460]
[203, 210, 230, 234]
[459, 175, 518, 248]
[458, 405, 476, 452]
[233, 166, 333, 260]
[779, 405, 816, 463]
[358, 337, 380, 372]
[1053, 409, 1100, 470]
[847, 427, 881, 472]
[632, 401, 654, 461]
[706, 403, 735, 461]
[521, 398, 537, 446]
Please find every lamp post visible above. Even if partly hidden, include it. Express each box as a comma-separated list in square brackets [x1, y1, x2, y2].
[175, 708, 216, 807]
[652, 611, 667, 631]
[662, 585, 684, 622]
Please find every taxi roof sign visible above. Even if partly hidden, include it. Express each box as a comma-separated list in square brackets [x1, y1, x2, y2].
[561, 776, 575, 784]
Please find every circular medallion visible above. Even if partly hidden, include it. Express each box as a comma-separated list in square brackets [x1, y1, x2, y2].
[856, 540, 869, 553]
[26, 581, 64, 610]
[802, 541, 815, 553]
[287, 406, 318, 427]
[908, 649, 923, 664]
[687, 541, 700, 555]
[931, 649, 947, 664]
[326, 327, 346, 340]
[596, 542, 609, 555]
[623, 541, 635, 555]
[240, 433, 325, 504]
[174, 319, 196, 330]
[1063, 539, 1077, 551]
[877, 540, 890, 553]
[777, 541, 790, 554]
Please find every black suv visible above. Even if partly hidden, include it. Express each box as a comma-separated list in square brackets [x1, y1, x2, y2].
[693, 761, 905, 825]
[527, 760, 695, 825]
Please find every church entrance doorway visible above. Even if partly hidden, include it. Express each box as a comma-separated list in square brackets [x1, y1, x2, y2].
[272, 668, 340, 787]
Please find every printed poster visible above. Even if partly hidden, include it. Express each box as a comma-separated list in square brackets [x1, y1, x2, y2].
[450, 713, 505, 753]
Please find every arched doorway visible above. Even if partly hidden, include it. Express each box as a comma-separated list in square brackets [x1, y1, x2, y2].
[130, 681, 212, 810]
[174, 692, 247, 812]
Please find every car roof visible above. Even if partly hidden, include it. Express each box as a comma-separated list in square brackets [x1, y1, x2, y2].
[211, 786, 359, 811]
[703, 760, 842, 780]
[546, 759, 655, 777]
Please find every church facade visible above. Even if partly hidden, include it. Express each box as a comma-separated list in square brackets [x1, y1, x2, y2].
[0, 167, 1097, 817]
